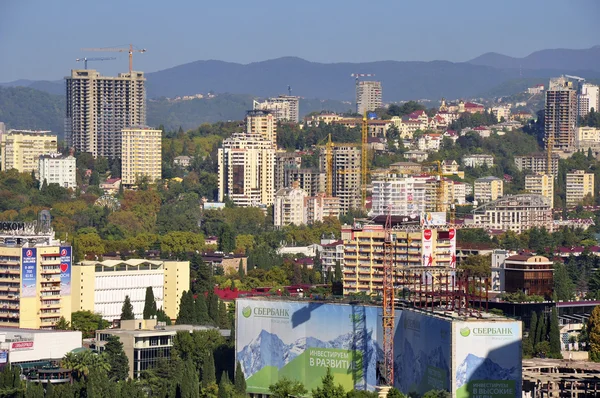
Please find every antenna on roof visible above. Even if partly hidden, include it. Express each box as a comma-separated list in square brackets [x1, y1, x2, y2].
[288, 85, 292, 96]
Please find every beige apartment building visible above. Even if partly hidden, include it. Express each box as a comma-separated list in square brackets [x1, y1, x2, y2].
[218, 132, 275, 207]
[525, 174, 554, 208]
[474, 176, 503, 204]
[65, 69, 146, 158]
[322, 145, 362, 213]
[121, 127, 162, 187]
[566, 170, 595, 207]
[273, 184, 308, 227]
[545, 77, 578, 151]
[0, 130, 57, 173]
[356, 81, 382, 115]
[245, 110, 277, 148]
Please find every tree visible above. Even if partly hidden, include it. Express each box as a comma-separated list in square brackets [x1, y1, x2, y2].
[234, 361, 246, 395]
[549, 307, 562, 359]
[202, 350, 217, 387]
[177, 291, 196, 324]
[71, 310, 110, 338]
[589, 305, 600, 361]
[218, 371, 232, 398]
[177, 359, 200, 398]
[269, 377, 308, 398]
[55, 316, 71, 330]
[422, 390, 451, 398]
[238, 259, 245, 280]
[334, 261, 342, 283]
[554, 262, 576, 301]
[218, 301, 230, 329]
[207, 290, 219, 323]
[312, 368, 345, 398]
[529, 312, 538, 348]
[143, 287, 157, 320]
[0, 365, 24, 396]
[104, 335, 129, 381]
[121, 295, 135, 320]
[458, 255, 491, 277]
[386, 388, 406, 398]
[195, 294, 210, 324]
[535, 314, 547, 355]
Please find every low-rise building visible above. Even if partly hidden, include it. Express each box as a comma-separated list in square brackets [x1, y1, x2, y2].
[72, 259, 189, 321]
[100, 178, 121, 194]
[173, 156, 192, 168]
[494, 254, 554, 297]
[94, 319, 229, 379]
[575, 127, 600, 155]
[417, 134, 442, 152]
[273, 184, 308, 227]
[525, 174, 554, 208]
[470, 194, 553, 233]
[462, 154, 494, 168]
[474, 176, 503, 203]
[201, 253, 247, 275]
[38, 153, 76, 189]
[491, 105, 511, 121]
[403, 150, 428, 162]
[320, 238, 344, 274]
[527, 84, 545, 95]
[441, 160, 464, 179]
[566, 170, 595, 206]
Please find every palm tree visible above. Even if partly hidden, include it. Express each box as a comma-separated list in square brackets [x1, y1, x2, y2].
[61, 350, 111, 380]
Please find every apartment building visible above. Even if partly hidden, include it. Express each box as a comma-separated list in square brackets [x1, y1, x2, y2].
[320, 238, 344, 275]
[273, 184, 308, 227]
[514, 153, 559, 175]
[322, 145, 362, 213]
[474, 176, 503, 204]
[492, 254, 553, 297]
[38, 153, 76, 189]
[578, 83, 599, 116]
[356, 81, 382, 115]
[575, 127, 600, 154]
[490, 105, 511, 121]
[342, 224, 456, 295]
[545, 76, 578, 151]
[524, 174, 554, 208]
[305, 194, 340, 224]
[218, 132, 275, 207]
[274, 152, 302, 192]
[245, 110, 277, 147]
[471, 194, 553, 233]
[566, 170, 595, 207]
[0, 240, 72, 329]
[0, 130, 57, 173]
[121, 127, 162, 187]
[370, 174, 427, 216]
[462, 154, 494, 168]
[284, 168, 325, 197]
[72, 259, 189, 321]
[65, 69, 146, 158]
[253, 96, 300, 123]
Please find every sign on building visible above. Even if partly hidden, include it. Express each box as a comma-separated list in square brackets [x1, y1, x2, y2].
[420, 212, 447, 226]
[60, 246, 72, 296]
[21, 248, 37, 298]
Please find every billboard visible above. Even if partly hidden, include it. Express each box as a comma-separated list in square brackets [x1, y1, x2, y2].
[10, 341, 34, 351]
[21, 248, 37, 298]
[393, 311, 451, 395]
[420, 212, 446, 227]
[59, 246, 72, 296]
[449, 229, 457, 268]
[422, 229, 433, 267]
[452, 321, 522, 398]
[236, 299, 381, 394]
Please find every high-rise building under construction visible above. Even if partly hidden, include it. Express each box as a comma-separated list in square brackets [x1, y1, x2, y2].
[65, 69, 146, 158]
[356, 81, 382, 115]
[322, 145, 362, 213]
[545, 76, 577, 151]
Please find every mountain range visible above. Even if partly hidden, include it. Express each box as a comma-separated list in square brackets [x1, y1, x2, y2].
[1, 46, 599, 134]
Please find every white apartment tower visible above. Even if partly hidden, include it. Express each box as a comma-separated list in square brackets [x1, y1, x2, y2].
[38, 153, 77, 189]
[121, 127, 162, 186]
[356, 81, 382, 115]
[65, 69, 146, 158]
[218, 132, 275, 207]
[273, 183, 308, 227]
[253, 96, 300, 123]
[370, 175, 427, 217]
[579, 83, 600, 116]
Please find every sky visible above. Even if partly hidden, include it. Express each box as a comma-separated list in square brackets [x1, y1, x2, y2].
[1, 0, 599, 82]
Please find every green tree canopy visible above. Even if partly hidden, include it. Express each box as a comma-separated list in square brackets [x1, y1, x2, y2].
[121, 295, 135, 320]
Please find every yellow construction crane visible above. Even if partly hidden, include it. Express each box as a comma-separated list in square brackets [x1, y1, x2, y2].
[81, 44, 147, 73]
[361, 112, 368, 210]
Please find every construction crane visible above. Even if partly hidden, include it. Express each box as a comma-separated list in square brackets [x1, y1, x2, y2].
[382, 206, 395, 386]
[565, 75, 585, 83]
[81, 44, 147, 73]
[361, 112, 369, 209]
[75, 57, 116, 70]
[351, 73, 375, 86]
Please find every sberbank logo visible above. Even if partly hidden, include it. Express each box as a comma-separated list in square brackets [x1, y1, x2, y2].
[460, 327, 471, 337]
[242, 306, 252, 318]
[460, 326, 514, 337]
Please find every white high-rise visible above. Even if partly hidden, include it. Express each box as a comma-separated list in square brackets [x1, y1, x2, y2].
[370, 175, 427, 216]
[65, 69, 146, 158]
[356, 81, 382, 115]
[218, 132, 275, 207]
[579, 83, 600, 116]
[38, 153, 77, 189]
[253, 96, 300, 123]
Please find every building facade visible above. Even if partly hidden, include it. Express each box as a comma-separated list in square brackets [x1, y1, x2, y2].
[274, 152, 302, 192]
[503, 255, 554, 297]
[305, 193, 340, 224]
[470, 194, 553, 233]
[320, 238, 344, 274]
[0, 130, 57, 173]
[566, 170, 594, 207]
[545, 76, 577, 151]
[514, 153, 559, 175]
[37, 153, 77, 189]
[323, 145, 362, 213]
[524, 174, 554, 208]
[356, 81, 382, 115]
[474, 176, 503, 204]
[121, 127, 162, 186]
[284, 168, 325, 197]
[253, 96, 300, 123]
[218, 132, 275, 207]
[273, 185, 308, 227]
[245, 110, 277, 148]
[72, 259, 189, 321]
[65, 69, 146, 158]
[578, 83, 599, 116]
[370, 175, 427, 217]
[462, 154, 494, 168]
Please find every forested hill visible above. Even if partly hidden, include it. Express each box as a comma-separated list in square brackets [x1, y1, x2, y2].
[0, 86, 65, 134]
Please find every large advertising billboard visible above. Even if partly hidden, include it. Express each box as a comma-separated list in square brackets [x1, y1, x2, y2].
[393, 311, 451, 395]
[59, 246, 72, 296]
[21, 248, 36, 298]
[422, 229, 433, 267]
[449, 228, 457, 269]
[236, 299, 381, 394]
[452, 321, 522, 398]
[420, 212, 446, 227]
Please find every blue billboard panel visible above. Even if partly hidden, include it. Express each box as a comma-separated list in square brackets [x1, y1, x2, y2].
[21, 248, 37, 298]
[393, 310, 451, 395]
[236, 299, 381, 394]
[59, 246, 71, 296]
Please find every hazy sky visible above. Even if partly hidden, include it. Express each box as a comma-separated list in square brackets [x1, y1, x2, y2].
[1, 0, 599, 82]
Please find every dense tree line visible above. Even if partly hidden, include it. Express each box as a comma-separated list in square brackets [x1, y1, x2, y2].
[523, 309, 562, 359]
